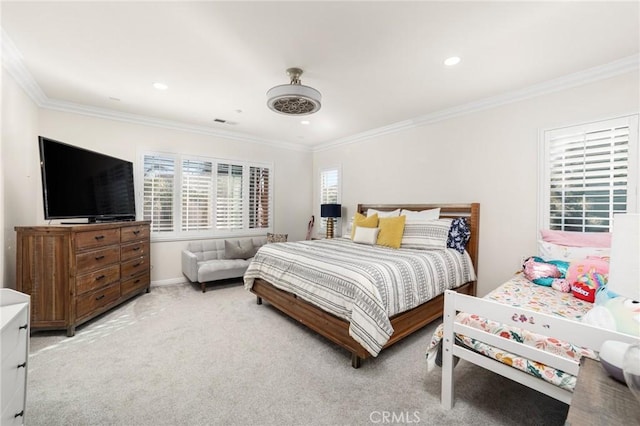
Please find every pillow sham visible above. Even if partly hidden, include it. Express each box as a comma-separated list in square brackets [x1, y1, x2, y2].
[353, 226, 380, 245]
[447, 217, 471, 253]
[377, 215, 406, 248]
[541, 229, 611, 248]
[367, 208, 400, 218]
[401, 218, 452, 250]
[224, 239, 257, 259]
[351, 212, 378, 239]
[267, 233, 288, 243]
[538, 240, 611, 261]
[400, 208, 440, 222]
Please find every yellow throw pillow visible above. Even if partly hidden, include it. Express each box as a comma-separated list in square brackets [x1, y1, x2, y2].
[377, 215, 406, 248]
[351, 212, 379, 239]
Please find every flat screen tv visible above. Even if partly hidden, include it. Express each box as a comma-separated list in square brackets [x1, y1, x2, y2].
[39, 136, 136, 222]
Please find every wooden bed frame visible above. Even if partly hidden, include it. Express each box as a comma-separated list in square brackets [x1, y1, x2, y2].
[250, 203, 480, 368]
[441, 290, 640, 407]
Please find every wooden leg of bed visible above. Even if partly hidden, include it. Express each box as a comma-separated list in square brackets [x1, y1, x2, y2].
[256, 296, 262, 305]
[351, 353, 361, 369]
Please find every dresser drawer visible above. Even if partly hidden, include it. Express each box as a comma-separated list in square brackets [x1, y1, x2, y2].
[121, 256, 149, 280]
[76, 246, 120, 274]
[1, 343, 26, 417]
[76, 265, 120, 296]
[121, 225, 149, 243]
[121, 241, 150, 262]
[76, 283, 120, 319]
[1, 305, 28, 363]
[75, 228, 120, 251]
[1, 376, 26, 426]
[121, 274, 150, 298]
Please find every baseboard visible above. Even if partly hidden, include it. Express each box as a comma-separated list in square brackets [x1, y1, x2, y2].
[151, 277, 188, 287]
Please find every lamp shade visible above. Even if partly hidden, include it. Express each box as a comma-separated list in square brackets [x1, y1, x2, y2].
[321, 204, 341, 218]
[608, 213, 640, 301]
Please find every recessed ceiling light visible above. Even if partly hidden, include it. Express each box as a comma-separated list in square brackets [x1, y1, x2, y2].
[444, 56, 461, 66]
[153, 82, 168, 90]
[301, 120, 310, 125]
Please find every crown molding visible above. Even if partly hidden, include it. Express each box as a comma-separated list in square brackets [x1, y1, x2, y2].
[3, 24, 637, 154]
[313, 54, 640, 152]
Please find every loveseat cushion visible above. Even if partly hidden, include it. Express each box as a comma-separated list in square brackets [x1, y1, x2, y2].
[197, 259, 251, 283]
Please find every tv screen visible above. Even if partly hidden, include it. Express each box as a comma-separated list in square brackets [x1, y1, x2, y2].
[39, 136, 136, 222]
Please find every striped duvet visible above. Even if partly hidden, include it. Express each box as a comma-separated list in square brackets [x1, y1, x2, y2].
[243, 238, 476, 356]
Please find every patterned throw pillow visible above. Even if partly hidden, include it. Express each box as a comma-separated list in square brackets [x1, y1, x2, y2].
[267, 233, 288, 243]
[400, 219, 452, 250]
[447, 218, 471, 253]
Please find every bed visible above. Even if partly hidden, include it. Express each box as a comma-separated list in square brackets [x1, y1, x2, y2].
[244, 203, 480, 368]
[430, 274, 640, 408]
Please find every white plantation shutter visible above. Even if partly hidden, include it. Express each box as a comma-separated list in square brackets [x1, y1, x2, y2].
[542, 115, 638, 232]
[216, 163, 244, 230]
[320, 168, 340, 228]
[143, 155, 175, 233]
[181, 159, 213, 231]
[249, 166, 270, 229]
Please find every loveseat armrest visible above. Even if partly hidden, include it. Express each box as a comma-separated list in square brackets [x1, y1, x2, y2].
[182, 250, 199, 282]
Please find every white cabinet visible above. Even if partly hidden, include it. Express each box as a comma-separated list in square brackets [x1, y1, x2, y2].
[1, 289, 30, 426]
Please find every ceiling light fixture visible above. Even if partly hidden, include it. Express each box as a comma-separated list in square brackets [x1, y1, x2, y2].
[153, 82, 168, 90]
[301, 120, 310, 125]
[267, 68, 321, 115]
[444, 56, 461, 66]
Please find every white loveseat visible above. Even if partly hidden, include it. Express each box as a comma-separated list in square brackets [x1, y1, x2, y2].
[181, 236, 267, 292]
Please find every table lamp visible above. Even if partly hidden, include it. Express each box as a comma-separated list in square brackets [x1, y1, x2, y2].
[598, 213, 640, 399]
[321, 204, 341, 239]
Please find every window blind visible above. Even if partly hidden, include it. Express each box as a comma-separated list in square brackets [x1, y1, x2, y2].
[249, 166, 270, 229]
[544, 116, 636, 232]
[181, 159, 213, 231]
[216, 163, 244, 230]
[143, 155, 175, 233]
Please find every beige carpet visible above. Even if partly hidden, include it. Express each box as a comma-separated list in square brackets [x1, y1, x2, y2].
[26, 281, 569, 425]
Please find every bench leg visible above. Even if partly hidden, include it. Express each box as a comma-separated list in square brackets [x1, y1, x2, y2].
[256, 296, 262, 305]
[201, 282, 206, 293]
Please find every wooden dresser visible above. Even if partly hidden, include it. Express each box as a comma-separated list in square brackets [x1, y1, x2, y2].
[15, 221, 150, 336]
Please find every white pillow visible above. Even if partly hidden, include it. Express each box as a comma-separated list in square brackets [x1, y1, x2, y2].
[353, 226, 380, 245]
[366, 208, 400, 218]
[537, 240, 611, 261]
[400, 208, 440, 223]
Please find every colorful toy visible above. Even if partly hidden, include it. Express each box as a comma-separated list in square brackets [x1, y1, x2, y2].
[523, 256, 569, 288]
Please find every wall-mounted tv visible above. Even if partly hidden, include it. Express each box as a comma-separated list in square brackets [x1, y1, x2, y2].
[39, 136, 136, 222]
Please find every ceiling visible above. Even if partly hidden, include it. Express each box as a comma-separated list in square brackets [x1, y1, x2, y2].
[2, 1, 639, 150]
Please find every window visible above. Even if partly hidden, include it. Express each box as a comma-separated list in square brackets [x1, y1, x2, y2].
[540, 115, 638, 232]
[320, 167, 341, 229]
[141, 152, 273, 239]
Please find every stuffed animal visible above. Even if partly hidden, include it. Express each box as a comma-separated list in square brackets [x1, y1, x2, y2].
[523, 256, 570, 291]
[566, 256, 609, 303]
[582, 289, 640, 337]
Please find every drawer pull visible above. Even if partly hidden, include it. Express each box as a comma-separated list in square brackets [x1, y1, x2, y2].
[94, 235, 105, 240]
[134, 279, 141, 284]
[133, 262, 142, 267]
[95, 255, 105, 260]
[133, 230, 141, 235]
[132, 247, 141, 251]
[96, 294, 106, 301]
[14, 411, 24, 418]
[19, 324, 28, 330]
[17, 362, 26, 369]
[96, 275, 106, 281]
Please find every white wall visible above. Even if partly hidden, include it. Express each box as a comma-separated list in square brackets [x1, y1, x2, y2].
[2, 68, 40, 289]
[1, 70, 313, 286]
[313, 71, 640, 296]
